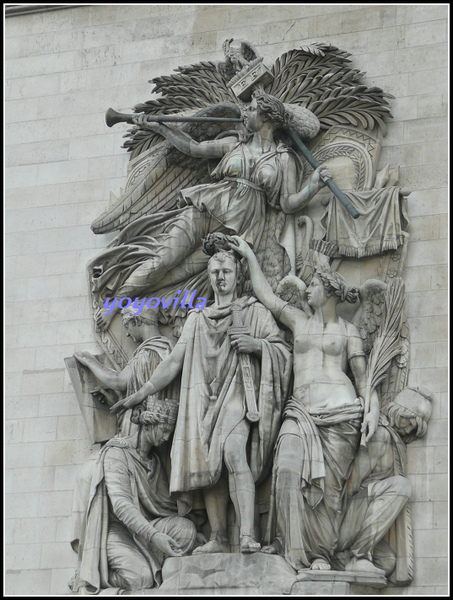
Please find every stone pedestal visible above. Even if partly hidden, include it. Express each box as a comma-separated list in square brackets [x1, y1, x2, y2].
[140, 554, 387, 596]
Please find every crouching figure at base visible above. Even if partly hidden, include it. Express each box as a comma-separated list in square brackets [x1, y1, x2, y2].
[70, 397, 197, 594]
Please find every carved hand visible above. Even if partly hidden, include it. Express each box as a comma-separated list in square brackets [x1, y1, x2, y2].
[110, 388, 148, 415]
[310, 165, 332, 190]
[132, 113, 162, 133]
[361, 410, 379, 444]
[74, 351, 96, 367]
[228, 235, 253, 259]
[230, 333, 261, 355]
[151, 532, 183, 557]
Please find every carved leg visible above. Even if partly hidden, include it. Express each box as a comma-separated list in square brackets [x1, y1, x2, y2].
[116, 207, 223, 297]
[224, 423, 260, 553]
[107, 521, 154, 590]
[345, 476, 411, 572]
[193, 475, 230, 554]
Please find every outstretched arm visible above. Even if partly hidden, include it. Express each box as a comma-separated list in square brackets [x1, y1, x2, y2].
[229, 236, 303, 332]
[110, 342, 186, 415]
[74, 351, 130, 392]
[133, 114, 237, 159]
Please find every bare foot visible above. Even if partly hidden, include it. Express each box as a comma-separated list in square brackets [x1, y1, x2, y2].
[192, 539, 229, 554]
[310, 558, 331, 570]
[261, 540, 282, 554]
[240, 535, 260, 554]
[261, 542, 279, 555]
[345, 557, 386, 576]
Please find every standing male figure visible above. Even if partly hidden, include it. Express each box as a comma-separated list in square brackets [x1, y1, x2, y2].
[112, 238, 292, 554]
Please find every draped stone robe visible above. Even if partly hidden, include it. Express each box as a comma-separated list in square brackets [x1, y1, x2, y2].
[168, 296, 292, 509]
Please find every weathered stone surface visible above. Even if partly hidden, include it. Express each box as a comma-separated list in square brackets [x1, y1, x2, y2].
[150, 553, 298, 595]
[5, 4, 448, 595]
[142, 555, 386, 596]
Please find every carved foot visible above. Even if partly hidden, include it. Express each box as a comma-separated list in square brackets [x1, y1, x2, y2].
[240, 535, 261, 554]
[310, 558, 331, 570]
[345, 557, 386, 576]
[192, 539, 230, 554]
[261, 541, 280, 555]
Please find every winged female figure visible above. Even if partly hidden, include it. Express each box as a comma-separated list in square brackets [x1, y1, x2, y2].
[89, 90, 329, 330]
[88, 42, 393, 333]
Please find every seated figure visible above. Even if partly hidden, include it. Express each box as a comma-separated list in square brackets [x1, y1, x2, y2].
[334, 387, 433, 581]
[70, 397, 197, 594]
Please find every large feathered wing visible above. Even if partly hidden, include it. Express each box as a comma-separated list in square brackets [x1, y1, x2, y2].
[352, 279, 389, 356]
[265, 42, 393, 135]
[91, 102, 243, 234]
[91, 58, 242, 234]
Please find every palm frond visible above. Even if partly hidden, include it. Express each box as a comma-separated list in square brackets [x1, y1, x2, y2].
[364, 278, 406, 408]
[266, 43, 393, 134]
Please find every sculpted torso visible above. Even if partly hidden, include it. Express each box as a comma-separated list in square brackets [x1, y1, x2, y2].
[292, 315, 358, 412]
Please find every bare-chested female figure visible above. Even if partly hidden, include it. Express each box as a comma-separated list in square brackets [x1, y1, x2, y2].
[230, 236, 379, 572]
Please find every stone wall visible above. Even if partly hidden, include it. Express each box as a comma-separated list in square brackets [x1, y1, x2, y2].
[5, 5, 448, 595]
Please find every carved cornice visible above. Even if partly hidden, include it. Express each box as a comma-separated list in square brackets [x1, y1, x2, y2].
[5, 4, 84, 17]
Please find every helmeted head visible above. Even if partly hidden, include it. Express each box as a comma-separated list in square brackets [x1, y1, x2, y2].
[121, 305, 159, 342]
[131, 396, 179, 447]
[382, 386, 433, 443]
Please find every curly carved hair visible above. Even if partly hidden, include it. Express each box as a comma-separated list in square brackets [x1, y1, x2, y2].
[252, 89, 320, 141]
[314, 267, 359, 304]
[252, 89, 291, 129]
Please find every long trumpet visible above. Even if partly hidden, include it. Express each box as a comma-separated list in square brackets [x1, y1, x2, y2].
[105, 107, 244, 128]
[105, 108, 360, 219]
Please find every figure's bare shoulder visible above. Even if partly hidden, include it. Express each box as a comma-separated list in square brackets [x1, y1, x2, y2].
[343, 318, 361, 337]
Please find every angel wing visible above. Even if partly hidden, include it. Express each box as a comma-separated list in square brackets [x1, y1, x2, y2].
[352, 279, 388, 355]
[264, 42, 393, 135]
[91, 102, 243, 234]
[124, 60, 240, 158]
[90, 54, 245, 234]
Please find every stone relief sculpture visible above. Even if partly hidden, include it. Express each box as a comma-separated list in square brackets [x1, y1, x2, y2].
[70, 397, 197, 594]
[73, 306, 179, 438]
[111, 236, 292, 555]
[334, 386, 433, 583]
[231, 236, 379, 572]
[66, 39, 434, 594]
